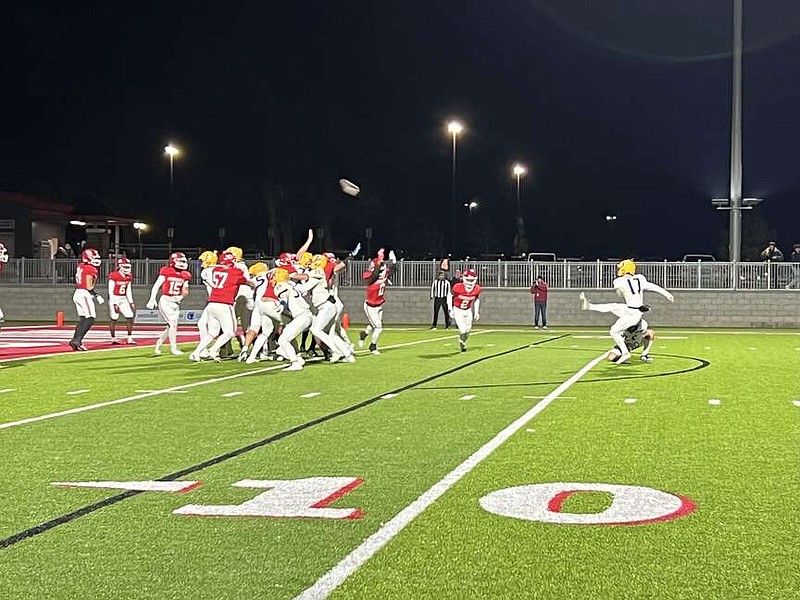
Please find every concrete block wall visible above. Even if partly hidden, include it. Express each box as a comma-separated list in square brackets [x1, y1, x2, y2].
[0, 285, 798, 328]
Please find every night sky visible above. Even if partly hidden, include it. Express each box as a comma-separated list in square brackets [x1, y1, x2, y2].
[3, 1, 800, 259]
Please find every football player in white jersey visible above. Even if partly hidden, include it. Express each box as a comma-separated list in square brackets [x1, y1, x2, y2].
[272, 269, 314, 371]
[580, 259, 673, 364]
[304, 254, 355, 363]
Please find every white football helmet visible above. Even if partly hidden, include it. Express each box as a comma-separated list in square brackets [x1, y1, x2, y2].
[81, 248, 102, 267]
[462, 268, 478, 292]
[117, 257, 132, 275]
[170, 252, 188, 270]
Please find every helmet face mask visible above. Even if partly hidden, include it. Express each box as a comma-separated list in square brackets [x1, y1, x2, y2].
[461, 268, 478, 291]
[170, 252, 189, 270]
[82, 248, 101, 267]
[276, 252, 296, 267]
[218, 251, 236, 267]
[117, 257, 132, 275]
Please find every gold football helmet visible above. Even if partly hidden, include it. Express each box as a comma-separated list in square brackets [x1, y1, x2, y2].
[310, 254, 328, 270]
[199, 251, 218, 268]
[298, 252, 313, 267]
[248, 261, 269, 276]
[225, 246, 243, 261]
[271, 268, 290, 285]
[617, 259, 636, 276]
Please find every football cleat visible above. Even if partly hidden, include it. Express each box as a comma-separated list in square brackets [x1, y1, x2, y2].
[369, 343, 380, 355]
[616, 351, 632, 364]
[199, 349, 211, 359]
[284, 362, 303, 371]
[189, 352, 202, 363]
[237, 349, 249, 362]
[68, 341, 81, 351]
[344, 354, 356, 363]
[171, 348, 184, 356]
[329, 353, 343, 364]
[127, 337, 137, 345]
[211, 353, 222, 363]
[111, 338, 121, 345]
[640, 355, 653, 363]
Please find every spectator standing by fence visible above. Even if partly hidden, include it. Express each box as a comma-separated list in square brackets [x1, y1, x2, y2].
[530, 275, 548, 329]
[430, 271, 451, 329]
[786, 243, 800, 289]
[760, 241, 784, 262]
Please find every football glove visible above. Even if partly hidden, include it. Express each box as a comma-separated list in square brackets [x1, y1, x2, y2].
[146, 300, 157, 310]
[348, 242, 361, 258]
[95, 295, 104, 305]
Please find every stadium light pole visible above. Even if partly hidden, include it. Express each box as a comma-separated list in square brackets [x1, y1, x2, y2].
[447, 120, 464, 255]
[133, 222, 148, 258]
[728, 0, 743, 262]
[164, 144, 181, 203]
[512, 164, 526, 217]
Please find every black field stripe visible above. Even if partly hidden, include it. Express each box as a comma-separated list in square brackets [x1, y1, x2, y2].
[0, 334, 569, 550]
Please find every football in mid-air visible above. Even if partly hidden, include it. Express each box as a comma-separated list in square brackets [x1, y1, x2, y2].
[339, 178, 361, 197]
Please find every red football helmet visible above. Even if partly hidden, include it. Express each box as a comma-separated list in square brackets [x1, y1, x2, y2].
[117, 257, 132, 275]
[275, 252, 296, 267]
[81, 248, 102, 267]
[0, 242, 8, 264]
[462, 268, 478, 292]
[169, 252, 188, 270]
[218, 251, 237, 267]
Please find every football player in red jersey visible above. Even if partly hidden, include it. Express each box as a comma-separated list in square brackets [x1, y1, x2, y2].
[189, 251, 255, 362]
[146, 252, 192, 355]
[448, 268, 482, 352]
[357, 248, 395, 355]
[107, 257, 136, 345]
[69, 248, 105, 351]
[0, 242, 8, 327]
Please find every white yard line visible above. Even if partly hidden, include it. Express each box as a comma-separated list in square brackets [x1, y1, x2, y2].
[459, 395, 476, 400]
[292, 353, 605, 600]
[0, 388, 16, 394]
[0, 334, 479, 432]
[300, 392, 321, 398]
[66, 389, 90, 395]
[221, 392, 243, 398]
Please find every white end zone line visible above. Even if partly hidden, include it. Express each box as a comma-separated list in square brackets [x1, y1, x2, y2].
[0, 332, 493, 432]
[293, 353, 605, 600]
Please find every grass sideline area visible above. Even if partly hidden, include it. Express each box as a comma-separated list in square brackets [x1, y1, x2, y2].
[0, 327, 798, 599]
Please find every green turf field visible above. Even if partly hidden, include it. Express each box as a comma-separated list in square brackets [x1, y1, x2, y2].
[1, 328, 798, 600]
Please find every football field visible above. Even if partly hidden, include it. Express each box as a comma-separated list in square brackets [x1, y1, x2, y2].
[0, 327, 798, 600]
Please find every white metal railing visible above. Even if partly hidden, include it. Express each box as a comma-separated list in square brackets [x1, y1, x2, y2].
[0, 258, 798, 290]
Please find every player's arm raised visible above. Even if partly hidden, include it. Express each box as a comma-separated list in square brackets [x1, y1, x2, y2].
[294, 228, 314, 258]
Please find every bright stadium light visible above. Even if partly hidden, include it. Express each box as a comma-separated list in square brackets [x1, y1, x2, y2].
[447, 121, 464, 135]
[69, 220, 87, 227]
[164, 144, 180, 157]
[513, 164, 526, 177]
[605, 215, 618, 221]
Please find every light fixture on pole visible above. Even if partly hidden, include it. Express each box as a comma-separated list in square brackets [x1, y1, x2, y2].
[133, 222, 148, 258]
[447, 120, 464, 253]
[164, 144, 181, 202]
[512, 164, 526, 216]
[463, 201, 478, 215]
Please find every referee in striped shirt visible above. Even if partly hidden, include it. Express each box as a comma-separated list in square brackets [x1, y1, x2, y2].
[430, 271, 451, 329]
